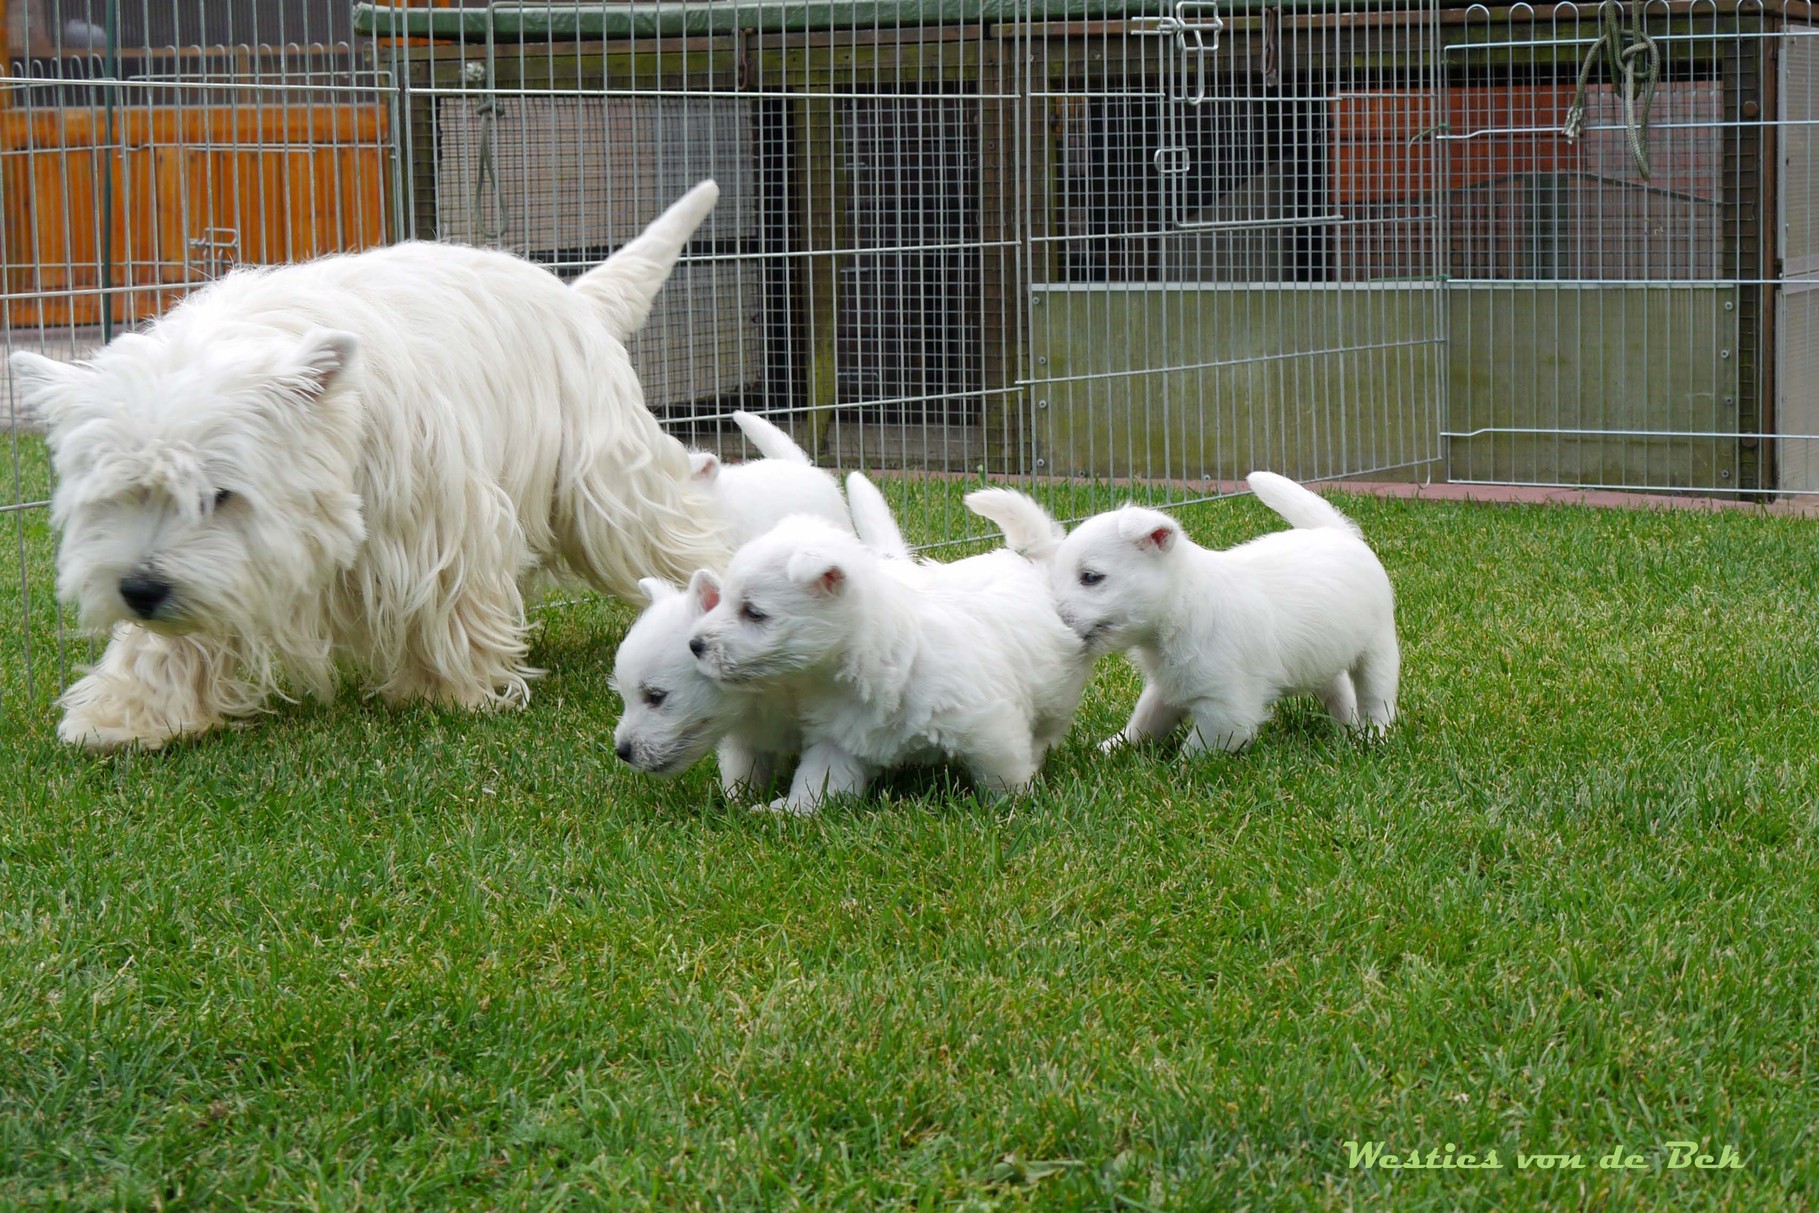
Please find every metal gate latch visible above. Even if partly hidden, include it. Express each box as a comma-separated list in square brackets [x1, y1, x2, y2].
[1130, 0, 1225, 105]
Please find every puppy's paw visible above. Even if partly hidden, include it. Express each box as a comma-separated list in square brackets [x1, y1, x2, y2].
[1098, 734, 1126, 755]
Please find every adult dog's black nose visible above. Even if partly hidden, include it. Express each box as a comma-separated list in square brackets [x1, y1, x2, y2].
[118, 571, 172, 619]
[614, 740, 634, 763]
[688, 637, 705, 657]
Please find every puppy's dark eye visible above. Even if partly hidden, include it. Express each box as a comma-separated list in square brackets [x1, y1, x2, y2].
[641, 687, 667, 708]
[740, 602, 768, 623]
[213, 488, 234, 508]
[1079, 570, 1105, 587]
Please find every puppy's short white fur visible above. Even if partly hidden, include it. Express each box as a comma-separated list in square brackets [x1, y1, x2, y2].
[1039, 471, 1398, 754]
[687, 484, 1088, 812]
[11, 181, 729, 749]
[611, 471, 906, 796]
[613, 411, 848, 793]
[687, 411, 851, 547]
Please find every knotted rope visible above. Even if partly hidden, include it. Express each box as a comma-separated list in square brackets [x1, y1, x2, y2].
[1561, 0, 1661, 181]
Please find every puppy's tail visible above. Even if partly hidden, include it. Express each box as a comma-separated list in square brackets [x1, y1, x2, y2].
[1246, 470, 1363, 539]
[731, 410, 814, 465]
[571, 179, 719, 342]
[844, 472, 911, 560]
[963, 487, 1065, 563]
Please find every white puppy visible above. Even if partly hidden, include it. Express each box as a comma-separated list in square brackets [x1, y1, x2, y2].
[687, 484, 1089, 813]
[611, 472, 908, 797]
[688, 410, 851, 547]
[1044, 471, 1398, 754]
[10, 181, 730, 749]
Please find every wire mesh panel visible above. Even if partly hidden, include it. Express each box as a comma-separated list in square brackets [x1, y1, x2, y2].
[1778, 21, 1819, 492]
[374, 4, 1026, 549]
[1022, 0, 1449, 516]
[7, 2, 1810, 707]
[2, 1, 393, 705]
[431, 92, 763, 409]
[1439, 0, 1808, 496]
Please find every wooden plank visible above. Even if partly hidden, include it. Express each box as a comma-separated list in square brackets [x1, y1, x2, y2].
[794, 92, 840, 458]
[0, 105, 387, 150]
[3, 106, 390, 327]
[975, 43, 1024, 475]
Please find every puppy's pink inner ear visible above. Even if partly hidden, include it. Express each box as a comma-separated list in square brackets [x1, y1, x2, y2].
[817, 566, 845, 596]
[696, 582, 721, 611]
[1148, 526, 1175, 550]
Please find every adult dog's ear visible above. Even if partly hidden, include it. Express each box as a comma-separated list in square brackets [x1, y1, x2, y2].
[786, 547, 846, 596]
[281, 329, 360, 402]
[689, 451, 720, 481]
[8, 351, 89, 432]
[687, 568, 722, 613]
[1117, 508, 1180, 553]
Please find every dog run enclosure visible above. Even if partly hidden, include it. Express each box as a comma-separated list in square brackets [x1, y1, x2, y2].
[3, 0, 1815, 698]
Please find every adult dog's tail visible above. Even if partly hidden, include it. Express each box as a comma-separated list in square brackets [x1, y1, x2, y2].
[844, 472, 911, 560]
[963, 487, 1066, 562]
[731, 410, 815, 465]
[1246, 470, 1363, 539]
[571, 180, 719, 342]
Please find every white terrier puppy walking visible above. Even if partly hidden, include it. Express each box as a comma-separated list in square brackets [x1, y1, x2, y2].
[1046, 471, 1398, 754]
[11, 181, 729, 749]
[688, 411, 850, 547]
[610, 471, 903, 797]
[686, 482, 1088, 812]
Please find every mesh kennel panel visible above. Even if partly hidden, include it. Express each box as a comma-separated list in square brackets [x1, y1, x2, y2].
[1439, 0, 1804, 496]
[1777, 23, 1819, 494]
[386, 8, 1026, 545]
[430, 94, 763, 411]
[1022, 0, 1450, 518]
[835, 94, 985, 444]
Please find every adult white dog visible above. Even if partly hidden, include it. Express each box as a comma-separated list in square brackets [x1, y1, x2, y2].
[10, 181, 730, 749]
[688, 410, 851, 547]
[687, 482, 1088, 813]
[611, 471, 906, 797]
[1029, 471, 1398, 755]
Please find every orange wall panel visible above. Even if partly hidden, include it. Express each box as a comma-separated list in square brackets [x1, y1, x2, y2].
[2, 104, 389, 327]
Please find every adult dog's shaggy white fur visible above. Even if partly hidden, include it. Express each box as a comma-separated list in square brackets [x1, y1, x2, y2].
[1040, 471, 1399, 755]
[10, 180, 730, 750]
[687, 410, 851, 547]
[611, 471, 906, 797]
[687, 482, 1088, 813]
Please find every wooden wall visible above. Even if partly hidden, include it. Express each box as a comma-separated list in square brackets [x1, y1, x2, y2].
[1, 105, 388, 327]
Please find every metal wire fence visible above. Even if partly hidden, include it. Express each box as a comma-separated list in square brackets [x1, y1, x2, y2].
[1440, 0, 1811, 496]
[3, 0, 1812, 704]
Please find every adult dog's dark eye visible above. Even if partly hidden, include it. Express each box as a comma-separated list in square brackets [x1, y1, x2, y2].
[1079, 570, 1105, 587]
[641, 687, 667, 708]
[740, 602, 768, 623]
[213, 488, 234, 508]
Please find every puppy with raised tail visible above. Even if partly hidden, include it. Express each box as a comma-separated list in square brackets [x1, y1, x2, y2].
[1045, 471, 1398, 754]
[611, 471, 907, 797]
[688, 410, 850, 547]
[687, 481, 1088, 813]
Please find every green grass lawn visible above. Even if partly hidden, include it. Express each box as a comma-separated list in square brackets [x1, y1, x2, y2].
[4, 436, 1817, 1210]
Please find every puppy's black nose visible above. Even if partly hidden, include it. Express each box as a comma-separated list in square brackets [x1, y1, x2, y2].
[118, 572, 172, 619]
[688, 637, 705, 657]
[614, 740, 634, 763]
